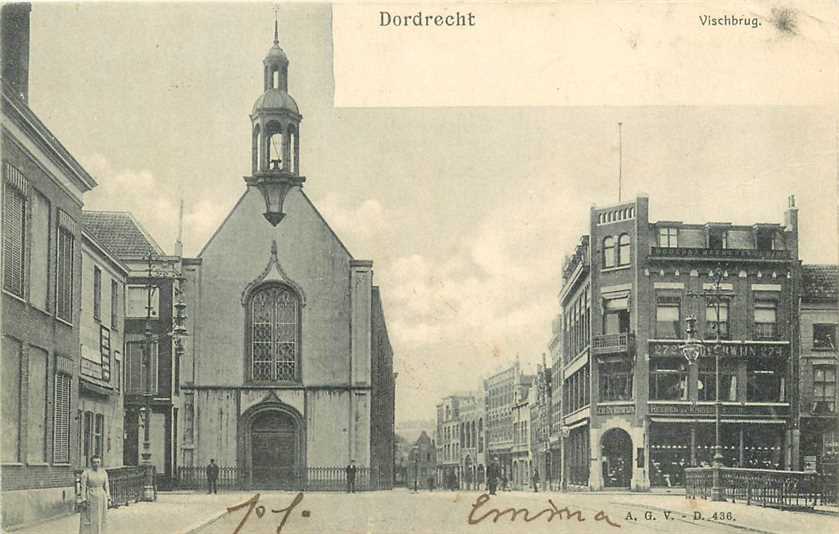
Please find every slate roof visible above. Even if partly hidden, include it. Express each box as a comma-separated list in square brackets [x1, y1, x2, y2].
[81, 211, 165, 259]
[802, 264, 839, 301]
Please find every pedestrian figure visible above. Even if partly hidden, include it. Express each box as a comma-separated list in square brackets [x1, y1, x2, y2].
[79, 455, 111, 534]
[206, 459, 219, 494]
[532, 469, 540, 492]
[487, 460, 499, 495]
[500, 472, 508, 491]
[345, 460, 357, 493]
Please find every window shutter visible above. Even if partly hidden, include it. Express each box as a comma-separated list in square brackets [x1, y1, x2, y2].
[3, 183, 26, 296]
[53, 373, 72, 463]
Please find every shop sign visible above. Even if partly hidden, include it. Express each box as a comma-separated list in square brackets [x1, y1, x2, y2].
[596, 405, 635, 416]
[648, 403, 788, 417]
[649, 341, 788, 359]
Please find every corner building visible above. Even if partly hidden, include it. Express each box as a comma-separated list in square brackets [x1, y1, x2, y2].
[559, 195, 800, 490]
[180, 27, 394, 488]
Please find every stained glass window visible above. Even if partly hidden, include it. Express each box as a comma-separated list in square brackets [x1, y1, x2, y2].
[250, 285, 299, 382]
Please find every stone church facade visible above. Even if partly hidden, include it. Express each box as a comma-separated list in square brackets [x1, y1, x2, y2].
[179, 25, 395, 487]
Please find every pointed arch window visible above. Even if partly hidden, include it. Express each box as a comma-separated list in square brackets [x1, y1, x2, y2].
[248, 284, 300, 383]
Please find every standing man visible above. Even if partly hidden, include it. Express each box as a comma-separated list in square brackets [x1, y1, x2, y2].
[487, 458, 499, 495]
[345, 460, 357, 493]
[206, 459, 219, 494]
[532, 468, 540, 493]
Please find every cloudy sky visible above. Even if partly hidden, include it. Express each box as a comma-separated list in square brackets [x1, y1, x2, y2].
[29, 3, 837, 422]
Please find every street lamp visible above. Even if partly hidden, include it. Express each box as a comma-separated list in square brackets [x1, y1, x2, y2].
[412, 446, 419, 493]
[559, 425, 570, 491]
[140, 252, 189, 501]
[683, 266, 734, 503]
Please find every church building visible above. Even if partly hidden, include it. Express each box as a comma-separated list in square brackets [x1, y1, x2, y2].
[179, 22, 395, 488]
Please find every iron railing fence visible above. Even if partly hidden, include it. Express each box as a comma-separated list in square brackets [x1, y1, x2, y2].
[686, 467, 835, 509]
[174, 465, 390, 491]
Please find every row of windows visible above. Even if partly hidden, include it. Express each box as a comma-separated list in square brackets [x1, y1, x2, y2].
[1, 337, 72, 465]
[656, 226, 778, 251]
[648, 357, 786, 402]
[564, 365, 591, 414]
[3, 165, 75, 324]
[602, 234, 631, 269]
[655, 295, 779, 340]
[563, 285, 591, 360]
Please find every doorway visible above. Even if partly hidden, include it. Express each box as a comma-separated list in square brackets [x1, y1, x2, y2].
[250, 411, 299, 488]
[601, 428, 632, 488]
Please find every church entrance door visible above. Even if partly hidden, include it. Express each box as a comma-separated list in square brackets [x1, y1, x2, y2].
[250, 411, 299, 488]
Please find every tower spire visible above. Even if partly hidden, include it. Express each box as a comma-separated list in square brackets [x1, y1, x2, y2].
[174, 193, 184, 257]
[273, 5, 280, 45]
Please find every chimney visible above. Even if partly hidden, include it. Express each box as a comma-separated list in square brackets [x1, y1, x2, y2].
[784, 194, 799, 260]
[1, 3, 32, 102]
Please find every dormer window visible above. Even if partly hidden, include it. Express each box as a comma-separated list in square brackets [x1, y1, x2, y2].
[658, 227, 678, 248]
[755, 228, 775, 251]
[708, 228, 727, 249]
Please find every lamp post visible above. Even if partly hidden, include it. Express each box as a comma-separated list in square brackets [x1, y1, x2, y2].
[559, 425, 570, 491]
[682, 266, 734, 502]
[412, 446, 419, 493]
[140, 252, 188, 501]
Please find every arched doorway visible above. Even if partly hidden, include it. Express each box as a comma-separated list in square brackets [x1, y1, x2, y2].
[239, 402, 305, 489]
[601, 428, 632, 488]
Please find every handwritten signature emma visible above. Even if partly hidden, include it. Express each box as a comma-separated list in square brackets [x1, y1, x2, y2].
[468, 493, 621, 527]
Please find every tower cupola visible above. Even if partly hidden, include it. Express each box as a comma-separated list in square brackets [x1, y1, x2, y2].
[245, 16, 305, 226]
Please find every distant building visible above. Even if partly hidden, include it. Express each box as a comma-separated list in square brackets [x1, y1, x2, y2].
[435, 394, 471, 487]
[1, 3, 99, 528]
[407, 431, 436, 489]
[511, 380, 532, 489]
[457, 390, 485, 489]
[483, 360, 529, 484]
[530, 360, 553, 489]
[556, 194, 800, 490]
[798, 264, 838, 472]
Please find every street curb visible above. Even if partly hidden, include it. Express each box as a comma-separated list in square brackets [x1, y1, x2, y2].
[174, 509, 228, 534]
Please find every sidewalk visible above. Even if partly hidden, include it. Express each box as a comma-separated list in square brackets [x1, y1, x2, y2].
[10, 492, 235, 534]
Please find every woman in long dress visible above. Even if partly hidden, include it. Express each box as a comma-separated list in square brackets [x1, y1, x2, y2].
[79, 455, 111, 534]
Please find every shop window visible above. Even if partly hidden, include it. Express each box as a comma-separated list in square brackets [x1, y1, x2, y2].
[94, 414, 104, 460]
[602, 236, 616, 268]
[658, 227, 678, 248]
[599, 358, 633, 401]
[698, 361, 737, 401]
[754, 300, 777, 339]
[813, 324, 837, 350]
[82, 411, 93, 466]
[649, 358, 688, 400]
[656, 296, 681, 339]
[747, 359, 784, 402]
[705, 301, 729, 339]
[618, 234, 631, 266]
[813, 366, 836, 413]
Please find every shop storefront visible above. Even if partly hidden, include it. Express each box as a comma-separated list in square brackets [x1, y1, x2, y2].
[649, 421, 787, 487]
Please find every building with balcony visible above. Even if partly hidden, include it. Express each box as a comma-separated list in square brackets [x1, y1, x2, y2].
[798, 264, 838, 472]
[556, 194, 801, 491]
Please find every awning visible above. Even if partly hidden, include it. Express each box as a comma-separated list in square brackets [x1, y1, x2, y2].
[79, 378, 113, 398]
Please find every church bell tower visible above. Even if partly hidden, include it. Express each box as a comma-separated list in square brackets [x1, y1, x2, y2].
[245, 17, 305, 226]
